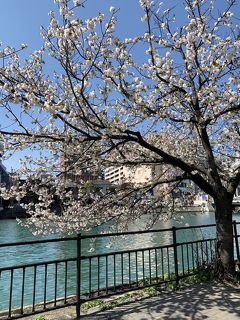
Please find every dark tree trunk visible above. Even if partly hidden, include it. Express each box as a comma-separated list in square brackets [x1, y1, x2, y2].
[214, 199, 235, 278]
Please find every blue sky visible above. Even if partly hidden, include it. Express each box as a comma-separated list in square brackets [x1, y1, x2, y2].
[0, 0, 146, 171]
[0, 0, 145, 51]
[0, 0, 239, 171]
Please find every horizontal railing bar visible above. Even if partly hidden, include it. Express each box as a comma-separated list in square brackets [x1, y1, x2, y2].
[0, 237, 217, 270]
[81, 228, 174, 239]
[0, 222, 229, 247]
[177, 237, 216, 246]
[81, 237, 216, 260]
[173, 223, 216, 231]
[81, 243, 174, 260]
[0, 239, 217, 272]
[5, 301, 76, 320]
[0, 257, 76, 272]
[0, 237, 77, 248]
[80, 279, 176, 303]
[81, 223, 217, 239]
[79, 270, 214, 303]
[1, 237, 217, 270]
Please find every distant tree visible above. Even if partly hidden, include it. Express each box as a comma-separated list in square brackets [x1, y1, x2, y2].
[0, 0, 239, 278]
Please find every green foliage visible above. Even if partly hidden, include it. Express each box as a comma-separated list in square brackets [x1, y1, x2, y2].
[100, 302, 114, 311]
[33, 316, 47, 320]
[190, 269, 210, 283]
[82, 299, 111, 311]
[166, 282, 182, 291]
[81, 287, 158, 312]
[142, 287, 158, 296]
[119, 291, 144, 303]
[81, 268, 210, 312]
[83, 181, 94, 191]
[179, 268, 210, 286]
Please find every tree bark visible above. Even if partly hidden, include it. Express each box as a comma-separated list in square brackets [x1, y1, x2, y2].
[215, 199, 235, 277]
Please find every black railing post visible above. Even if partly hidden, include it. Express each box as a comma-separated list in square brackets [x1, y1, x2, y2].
[233, 221, 240, 261]
[172, 226, 179, 285]
[76, 233, 81, 318]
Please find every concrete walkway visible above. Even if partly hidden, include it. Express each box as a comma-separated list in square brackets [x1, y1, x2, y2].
[24, 282, 240, 320]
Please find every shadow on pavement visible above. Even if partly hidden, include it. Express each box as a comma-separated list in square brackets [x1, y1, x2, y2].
[80, 282, 240, 320]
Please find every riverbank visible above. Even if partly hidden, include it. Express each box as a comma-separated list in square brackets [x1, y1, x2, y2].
[21, 281, 240, 320]
[0, 204, 214, 220]
[0, 207, 27, 219]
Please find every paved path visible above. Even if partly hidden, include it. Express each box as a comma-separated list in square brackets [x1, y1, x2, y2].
[24, 282, 240, 319]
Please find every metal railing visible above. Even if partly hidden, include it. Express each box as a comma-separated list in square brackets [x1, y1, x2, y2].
[0, 221, 239, 319]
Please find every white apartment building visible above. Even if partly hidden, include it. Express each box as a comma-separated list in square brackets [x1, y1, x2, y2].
[104, 165, 154, 185]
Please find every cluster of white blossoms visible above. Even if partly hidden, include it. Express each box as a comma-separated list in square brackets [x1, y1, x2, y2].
[0, 0, 239, 234]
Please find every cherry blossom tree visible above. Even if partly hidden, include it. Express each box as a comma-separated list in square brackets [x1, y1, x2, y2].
[0, 0, 240, 277]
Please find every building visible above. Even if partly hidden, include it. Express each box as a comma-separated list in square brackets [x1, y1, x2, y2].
[83, 179, 116, 194]
[104, 165, 154, 186]
[104, 164, 210, 206]
[60, 153, 116, 194]
[60, 151, 104, 182]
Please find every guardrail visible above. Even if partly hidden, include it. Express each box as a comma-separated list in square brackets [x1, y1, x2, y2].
[0, 221, 239, 319]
